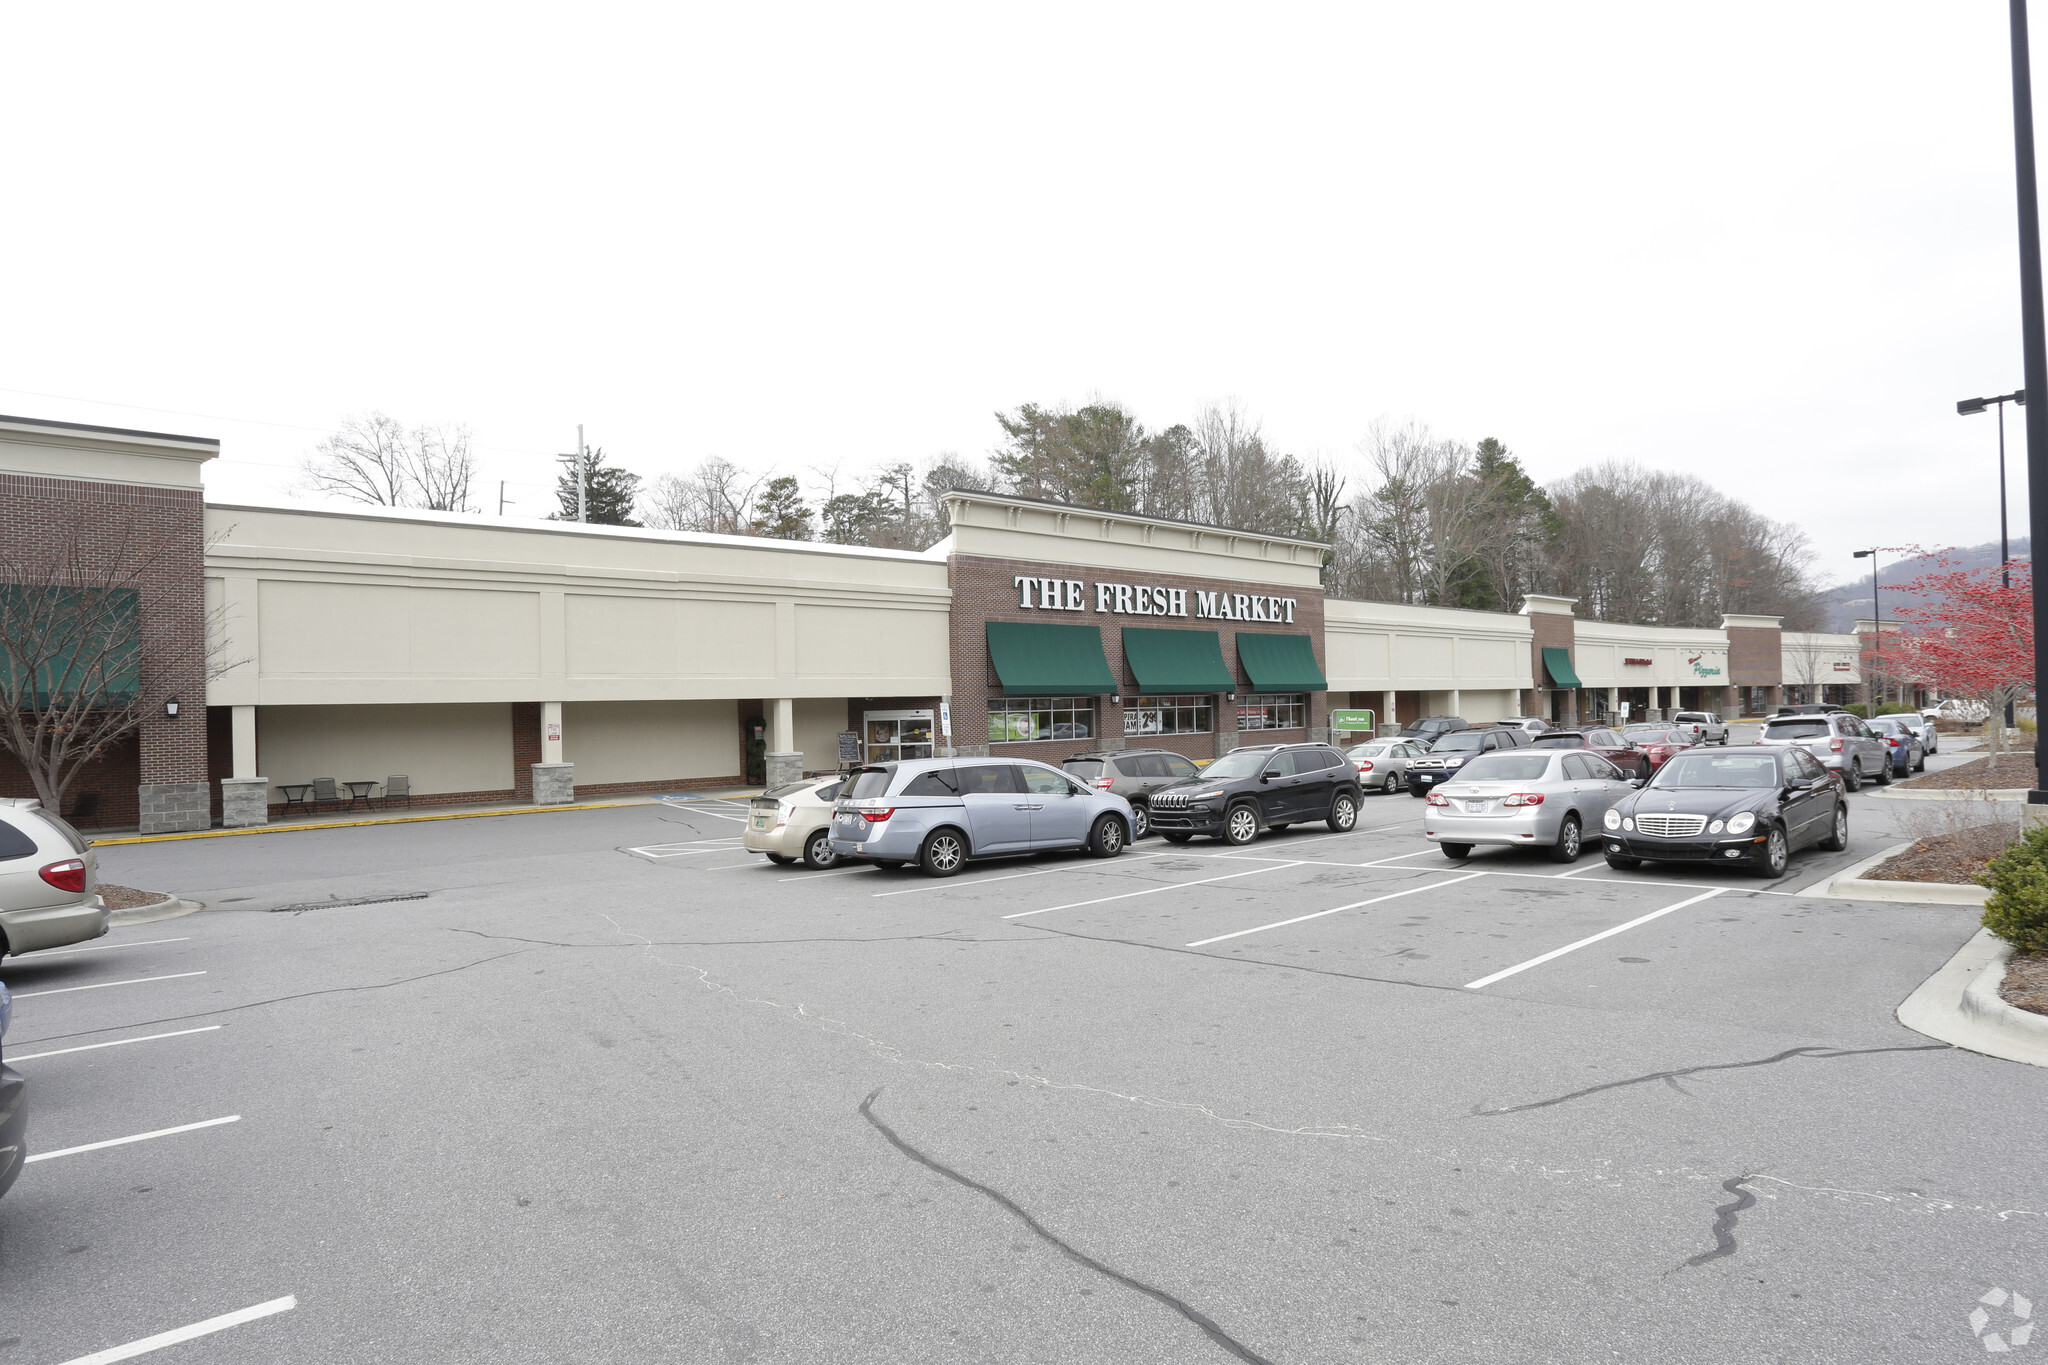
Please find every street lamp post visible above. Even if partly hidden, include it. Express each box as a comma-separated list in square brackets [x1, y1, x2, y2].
[1854, 549, 1881, 708]
[2005, 0, 2048, 802]
[1957, 389, 2025, 727]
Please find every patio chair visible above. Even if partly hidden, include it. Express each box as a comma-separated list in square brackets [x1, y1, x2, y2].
[311, 777, 340, 811]
[384, 774, 411, 809]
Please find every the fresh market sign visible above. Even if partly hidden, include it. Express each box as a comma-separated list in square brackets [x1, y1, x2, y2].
[1013, 575, 1298, 623]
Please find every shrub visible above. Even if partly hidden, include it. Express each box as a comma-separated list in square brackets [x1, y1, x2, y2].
[2021, 715, 2038, 736]
[1979, 823, 2048, 952]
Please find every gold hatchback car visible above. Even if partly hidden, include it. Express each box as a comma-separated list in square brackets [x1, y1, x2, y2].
[742, 776, 848, 869]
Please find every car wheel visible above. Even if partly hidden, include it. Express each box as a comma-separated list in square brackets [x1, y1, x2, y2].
[1637, 760, 1652, 782]
[1327, 791, 1358, 832]
[1129, 803, 1151, 839]
[1842, 762, 1862, 792]
[919, 830, 968, 877]
[1088, 814, 1126, 858]
[1604, 853, 1641, 870]
[1163, 833, 1193, 844]
[1818, 802, 1848, 852]
[1440, 842, 1473, 860]
[802, 830, 839, 870]
[1873, 759, 1892, 786]
[1382, 772, 1400, 794]
[1547, 815, 1582, 863]
[1914, 751, 1926, 772]
[765, 853, 794, 865]
[1222, 803, 1260, 845]
[1755, 826, 1788, 878]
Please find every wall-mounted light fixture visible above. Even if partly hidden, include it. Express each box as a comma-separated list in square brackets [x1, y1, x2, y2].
[164, 697, 180, 718]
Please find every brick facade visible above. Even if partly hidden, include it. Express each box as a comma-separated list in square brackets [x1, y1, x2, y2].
[1725, 625, 1783, 686]
[0, 469, 208, 828]
[946, 553, 1327, 764]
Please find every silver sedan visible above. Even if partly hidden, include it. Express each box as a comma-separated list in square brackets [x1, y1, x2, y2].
[1422, 748, 1633, 863]
[1345, 739, 1428, 795]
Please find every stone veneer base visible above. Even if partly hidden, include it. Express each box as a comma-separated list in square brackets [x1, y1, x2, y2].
[138, 781, 208, 835]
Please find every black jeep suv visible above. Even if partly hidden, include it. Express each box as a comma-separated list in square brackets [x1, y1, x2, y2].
[1145, 742, 1363, 846]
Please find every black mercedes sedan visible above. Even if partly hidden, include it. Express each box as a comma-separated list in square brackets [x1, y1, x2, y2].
[1600, 745, 1846, 878]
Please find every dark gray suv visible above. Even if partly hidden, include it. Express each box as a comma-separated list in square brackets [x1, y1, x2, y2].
[1146, 743, 1363, 845]
[1403, 725, 1532, 796]
[1062, 748, 1204, 839]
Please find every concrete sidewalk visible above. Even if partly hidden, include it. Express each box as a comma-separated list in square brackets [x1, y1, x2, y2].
[87, 787, 767, 847]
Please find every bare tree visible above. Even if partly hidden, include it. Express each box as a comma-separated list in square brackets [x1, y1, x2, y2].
[300, 412, 477, 512]
[640, 457, 766, 535]
[0, 511, 233, 813]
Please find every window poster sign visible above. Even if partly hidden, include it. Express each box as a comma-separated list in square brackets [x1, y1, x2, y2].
[1012, 575, 1298, 623]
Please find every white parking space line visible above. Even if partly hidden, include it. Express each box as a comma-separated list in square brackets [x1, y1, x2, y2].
[1552, 863, 1603, 879]
[872, 853, 1175, 897]
[1002, 861, 1303, 920]
[11, 1025, 223, 1062]
[26, 1114, 241, 1164]
[55, 1294, 296, 1365]
[31, 937, 191, 956]
[1185, 871, 1485, 947]
[626, 842, 744, 858]
[12, 971, 206, 1000]
[686, 809, 751, 823]
[1463, 888, 1726, 990]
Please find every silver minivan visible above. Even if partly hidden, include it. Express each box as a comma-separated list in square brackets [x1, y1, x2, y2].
[1756, 712, 1891, 791]
[0, 800, 106, 957]
[830, 757, 1135, 877]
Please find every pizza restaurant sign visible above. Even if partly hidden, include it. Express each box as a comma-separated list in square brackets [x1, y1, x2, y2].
[1013, 575, 1298, 624]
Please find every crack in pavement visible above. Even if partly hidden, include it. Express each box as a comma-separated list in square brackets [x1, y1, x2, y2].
[9, 949, 531, 1046]
[1469, 1044, 1954, 1116]
[1677, 1174, 1757, 1269]
[858, 1088, 1278, 1365]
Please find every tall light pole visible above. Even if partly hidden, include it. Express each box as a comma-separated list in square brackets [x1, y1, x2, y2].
[2006, 0, 2048, 801]
[1854, 549, 1881, 707]
[1958, 389, 2026, 727]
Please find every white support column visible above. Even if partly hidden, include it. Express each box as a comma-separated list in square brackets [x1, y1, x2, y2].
[231, 705, 258, 780]
[1607, 687, 1619, 722]
[1448, 689, 1461, 719]
[1381, 690, 1397, 736]
[766, 698, 801, 786]
[541, 701, 564, 764]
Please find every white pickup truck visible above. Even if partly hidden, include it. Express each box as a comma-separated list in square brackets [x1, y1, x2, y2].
[1671, 711, 1730, 745]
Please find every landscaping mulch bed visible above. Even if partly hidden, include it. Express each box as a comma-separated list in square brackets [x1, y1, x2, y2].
[2000, 952, 2048, 1018]
[97, 883, 170, 910]
[1865, 826, 2012, 884]
[1896, 748, 2037, 792]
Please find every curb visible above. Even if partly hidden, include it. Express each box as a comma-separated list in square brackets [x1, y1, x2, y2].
[1809, 841, 1990, 905]
[1897, 929, 2048, 1067]
[1875, 787, 2029, 802]
[89, 799, 653, 847]
[109, 896, 205, 927]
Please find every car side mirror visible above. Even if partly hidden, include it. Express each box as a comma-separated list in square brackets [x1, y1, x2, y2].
[1628, 778, 1644, 788]
[1260, 769, 1278, 783]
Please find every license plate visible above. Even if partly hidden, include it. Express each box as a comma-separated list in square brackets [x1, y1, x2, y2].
[1461, 800, 1489, 813]
[1417, 775, 1435, 784]
[752, 815, 771, 829]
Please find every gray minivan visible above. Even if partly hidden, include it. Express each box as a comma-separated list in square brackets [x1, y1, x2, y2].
[1061, 748, 1204, 838]
[830, 757, 1135, 877]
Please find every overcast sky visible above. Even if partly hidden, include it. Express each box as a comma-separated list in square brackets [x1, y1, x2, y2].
[2, 4, 2039, 589]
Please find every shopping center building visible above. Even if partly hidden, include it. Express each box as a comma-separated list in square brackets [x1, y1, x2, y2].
[0, 415, 1870, 832]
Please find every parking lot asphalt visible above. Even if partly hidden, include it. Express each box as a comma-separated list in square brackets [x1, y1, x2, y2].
[2, 749, 2041, 1364]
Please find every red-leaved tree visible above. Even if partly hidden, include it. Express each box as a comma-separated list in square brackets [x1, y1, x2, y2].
[1879, 550, 2033, 755]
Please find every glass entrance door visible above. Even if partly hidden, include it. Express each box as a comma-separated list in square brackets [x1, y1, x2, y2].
[864, 710, 935, 764]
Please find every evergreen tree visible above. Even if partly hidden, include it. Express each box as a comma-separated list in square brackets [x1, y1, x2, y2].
[551, 447, 642, 526]
[749, 475, 813, 541]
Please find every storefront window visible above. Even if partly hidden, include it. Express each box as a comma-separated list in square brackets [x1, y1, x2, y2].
[1236, 693, 1306, 731]
[1128, 694, 1213, 736]
[865, 710, 934, 764]
[987, 696, 1095, 744]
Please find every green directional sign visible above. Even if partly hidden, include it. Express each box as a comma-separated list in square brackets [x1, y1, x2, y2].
[1329, 708, 1376, 733]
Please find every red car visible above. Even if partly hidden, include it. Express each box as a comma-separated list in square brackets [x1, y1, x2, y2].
[1528, 726, 1640, 773]
[1619, 725, 1697, 777]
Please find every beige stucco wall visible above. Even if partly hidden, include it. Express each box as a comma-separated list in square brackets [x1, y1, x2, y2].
[942, 493, 1326, 590]
[0, 417, 216, 489]
[1573, 622, 1730, 690]
[561, 700, 740, 785]
[257, 702, 512, 802]
[1781, 632, 1863, 687]
[794, 697, 848, 774]
[1325, 599, 1534, 692]
[205, 503, 953, 707]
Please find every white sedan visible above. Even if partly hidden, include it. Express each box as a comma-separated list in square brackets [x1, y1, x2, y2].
[743, 775, 847, 868]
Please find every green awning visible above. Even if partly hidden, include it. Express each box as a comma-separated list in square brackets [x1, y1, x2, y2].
[986, 621, 1116, 695]
[1543, 646, 1582, 689]
[1236, 631, 1328, 693]
[1122, 627, 1235, 693]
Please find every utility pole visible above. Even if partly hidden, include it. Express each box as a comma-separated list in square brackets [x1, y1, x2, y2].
[2010, 0, 2048, 800]
[577, 422, 588, 524]
[498, 480, 506, 516]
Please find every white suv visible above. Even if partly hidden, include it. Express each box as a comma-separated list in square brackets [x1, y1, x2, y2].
[0, 800, 106, 957]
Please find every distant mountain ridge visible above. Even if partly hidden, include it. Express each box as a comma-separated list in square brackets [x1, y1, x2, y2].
[1812, 537, 2031, 633]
